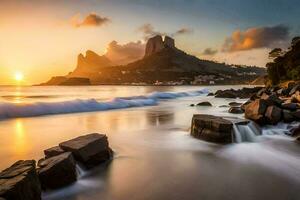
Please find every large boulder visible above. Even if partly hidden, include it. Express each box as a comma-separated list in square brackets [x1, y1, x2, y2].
[0, 160, 41, 200]
[44, 146, 65, 158]
[244, 99, 268, 124]
[264, 106, 282, 124]
[215, 87, 263, 99]
[38, 152, 77, 189]
[282, 110, 295, 123]
[59, 133, 113, 169]
[281, 103, 299, 111]
[261, 94, 283, 106]
[288, 125, 300, 137]
[215, 90, 237, 98]
[197, 101, 212, 106]
[292, 110, 300, 119]
[191, 114, 233, 143]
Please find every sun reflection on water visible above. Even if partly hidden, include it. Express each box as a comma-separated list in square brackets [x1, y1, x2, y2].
[13, 119, 29, 156]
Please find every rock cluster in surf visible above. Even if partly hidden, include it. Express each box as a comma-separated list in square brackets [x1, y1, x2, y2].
[0, 133, 113, 200]
[0, 160, 41, 200]
[190, 84, 300, 144]
[242, 82, 300, 127]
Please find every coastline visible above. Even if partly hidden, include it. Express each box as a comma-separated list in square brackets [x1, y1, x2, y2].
[0, 85, 299, 200]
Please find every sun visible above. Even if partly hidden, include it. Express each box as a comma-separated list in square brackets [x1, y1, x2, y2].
[14, 72, 24, 82]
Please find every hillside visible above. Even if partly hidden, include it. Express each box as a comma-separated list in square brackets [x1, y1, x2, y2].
[267, 37, 300, 85]
[41, 35, 266, 85]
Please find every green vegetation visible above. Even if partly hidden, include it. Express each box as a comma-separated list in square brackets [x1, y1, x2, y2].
[267, 37, 300, 85]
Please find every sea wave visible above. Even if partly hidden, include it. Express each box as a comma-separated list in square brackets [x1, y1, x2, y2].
[0, 89, 208, 119]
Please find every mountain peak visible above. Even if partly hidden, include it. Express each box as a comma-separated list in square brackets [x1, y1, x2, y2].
[144, 35, 175, 57]
[164, 36, 175, 48]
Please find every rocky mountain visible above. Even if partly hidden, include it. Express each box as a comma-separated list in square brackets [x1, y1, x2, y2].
[41, 35, 266, 85]
[122, 35, 264, 76]
[144, 35, 175, 57]
[67, 50, 112, 79]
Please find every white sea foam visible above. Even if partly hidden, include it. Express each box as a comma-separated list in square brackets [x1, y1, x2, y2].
[0, 89, 208, 119]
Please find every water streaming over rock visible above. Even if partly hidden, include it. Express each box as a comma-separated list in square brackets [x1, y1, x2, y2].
[233, 121, 262, 143]
[75, 164, 87, 178]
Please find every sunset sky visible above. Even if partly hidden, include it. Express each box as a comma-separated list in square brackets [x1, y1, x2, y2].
[0, 0, 299, 85]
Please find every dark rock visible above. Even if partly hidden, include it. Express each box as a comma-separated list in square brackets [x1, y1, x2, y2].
[282, 110, 295, 123]
[281, 103, 299, 111]
[244, 99, 268, 124]
[0, 160, 41, 200]
[215, 87, 262, 99]
[196, 101, 212, 106]
[269, 86, 280, 93]
[59, 133, 113, 169]
[249, 94, 258, 101]
[296, 136, 300, 143]
[282, 88, 291, 96]
[44, 146, 65, 159]
[228, 107, 244, 114]
[215, 90, 237, 98]
[289, 84, 300, 96]
[264, 106, 282, 124]
[256, 88, 267, 97]
[242, 87, 264, 94]
[37, 159, 46, 168]
[288, 126, 300, 137]
[263, 94, 283, 106]
[38, 152, 76, 189]
[229, 102, 242, 107]
[190, 104, 195, 107]
[191, 114, 233, 143]
[207, 93, 214, 96]
[292, 110, 300, 119]
[276, 88, 284, 96]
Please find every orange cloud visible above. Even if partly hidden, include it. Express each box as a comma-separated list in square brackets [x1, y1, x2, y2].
[72, 13, 110, 28]
[222, 25, 289, 52]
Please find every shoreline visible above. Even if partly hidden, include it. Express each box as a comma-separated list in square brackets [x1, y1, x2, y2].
[0, 85, 299, 200]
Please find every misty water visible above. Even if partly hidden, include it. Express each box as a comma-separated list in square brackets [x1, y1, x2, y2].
[0, 85, 299, 200]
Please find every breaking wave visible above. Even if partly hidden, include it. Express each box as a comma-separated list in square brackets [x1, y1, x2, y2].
[0, 89, 208, 119]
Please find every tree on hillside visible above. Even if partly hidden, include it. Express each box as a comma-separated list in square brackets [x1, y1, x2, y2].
[291, 37, 300, 46]
[266, 36, 300, 85]
[268, 48, 283, 60]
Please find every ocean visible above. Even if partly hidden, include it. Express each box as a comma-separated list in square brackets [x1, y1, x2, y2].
[0, 85, 299, 200]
